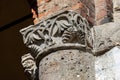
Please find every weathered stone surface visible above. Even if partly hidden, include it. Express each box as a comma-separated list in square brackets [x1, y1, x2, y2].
[39, 50, 95, 80]
[92, 22, 120, 55]
[114, 12, 120, 22]
[113, 0, 120, 10]
[113, 0, 120, 22]
[95, 46, 120, 80]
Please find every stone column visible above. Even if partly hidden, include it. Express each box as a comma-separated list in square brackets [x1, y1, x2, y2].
[20, 11, 95, 80]
[38, 50, 94, 80]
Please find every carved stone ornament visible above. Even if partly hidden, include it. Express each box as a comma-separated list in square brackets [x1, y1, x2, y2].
[21, 53, 38, 80]
[20, 11, 93, 80]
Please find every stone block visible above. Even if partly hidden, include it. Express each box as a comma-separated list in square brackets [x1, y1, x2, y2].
[95, 46, 120, 80]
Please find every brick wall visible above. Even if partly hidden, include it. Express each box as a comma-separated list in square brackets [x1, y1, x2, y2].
[27, 0, 95, 26]
[95, 0, 113, 25]
[27, 0, 113, 26]
[80, 0, 95, 25]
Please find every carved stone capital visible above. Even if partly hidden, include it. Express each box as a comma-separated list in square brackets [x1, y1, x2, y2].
[20, 11, 93, 80]
[20, 11, 93, 57]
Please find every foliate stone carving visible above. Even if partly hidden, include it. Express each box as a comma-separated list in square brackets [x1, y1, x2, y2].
[20, 11, 93, 80]
[20, 11, 93, 58]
